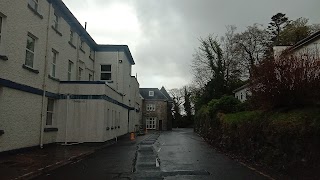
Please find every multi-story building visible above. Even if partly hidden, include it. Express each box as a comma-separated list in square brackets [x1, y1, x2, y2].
[140, 87, 173, 131]
[0, 0, 142, 152]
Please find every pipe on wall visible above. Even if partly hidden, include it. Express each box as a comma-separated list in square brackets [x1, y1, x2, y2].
[39, 3, 52, 148]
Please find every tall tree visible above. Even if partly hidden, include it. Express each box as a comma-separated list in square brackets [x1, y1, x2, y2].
[268, 13, 289, 45]
[183, 86, 192, 124]
[279, 17, 320, 45]
[169, 88, 184, 127]
[234, 24, 270, 75]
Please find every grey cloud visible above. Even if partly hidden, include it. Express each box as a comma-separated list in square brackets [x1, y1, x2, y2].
[63, 0, 320, 89]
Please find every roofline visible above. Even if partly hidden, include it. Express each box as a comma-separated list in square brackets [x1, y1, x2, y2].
[96, 45, 135, 65]
[232, 83, 250, 93]
[290, 30, 320, 51]
[48, 0, 135, 65]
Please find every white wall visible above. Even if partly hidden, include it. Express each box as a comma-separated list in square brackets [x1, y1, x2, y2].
[234, 87, 250, 103]
[0, 0, 141, 152]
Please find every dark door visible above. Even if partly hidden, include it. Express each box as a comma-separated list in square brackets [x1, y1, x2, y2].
[159, 120, 163, 131]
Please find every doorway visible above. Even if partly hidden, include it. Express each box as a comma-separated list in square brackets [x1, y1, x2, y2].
[159, 120, 163, 131]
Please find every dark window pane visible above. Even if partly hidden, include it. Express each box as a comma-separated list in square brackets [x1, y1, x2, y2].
[47, 99, 54, 111]
[101, 65, 111, 71]
[46, 113, 53, 125]
[101, 73, 111, 80]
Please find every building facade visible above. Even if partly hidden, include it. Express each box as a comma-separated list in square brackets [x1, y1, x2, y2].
[0, 0, 142, 152]
[140, 87, 173, 131]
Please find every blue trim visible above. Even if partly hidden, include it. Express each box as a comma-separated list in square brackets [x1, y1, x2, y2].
[0, 78, 134, 110]
[60, 81, 106, 84]
[46, 0, 135, 65]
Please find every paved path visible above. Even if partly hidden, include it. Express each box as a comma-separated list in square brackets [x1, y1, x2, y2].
[34, 129, 270, 180]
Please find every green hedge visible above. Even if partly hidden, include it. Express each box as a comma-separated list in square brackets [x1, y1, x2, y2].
[195, 107, 320, 173]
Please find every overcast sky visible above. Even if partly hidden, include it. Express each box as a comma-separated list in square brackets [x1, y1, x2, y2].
[63, 0, 320, 89]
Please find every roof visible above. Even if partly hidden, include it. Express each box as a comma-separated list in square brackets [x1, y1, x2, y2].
[290, 30, 320, 51]
[139, 88, 169, 100]
[48, 0, 135, 65]
[232, 83, 250, 93]
[160, 86, 173, 101]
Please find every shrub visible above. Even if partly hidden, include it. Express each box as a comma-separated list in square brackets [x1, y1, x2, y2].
[250, 53, 320, 109]
[215, 95, 241, 113]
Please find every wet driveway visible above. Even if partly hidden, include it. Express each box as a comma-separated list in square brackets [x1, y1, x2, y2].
[34, 129, 269, 180]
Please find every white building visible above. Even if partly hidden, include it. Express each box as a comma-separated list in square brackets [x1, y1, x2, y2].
[0, 0, 142, 152]
[233, 84, 250, 103]
[234, 31, 320, 103]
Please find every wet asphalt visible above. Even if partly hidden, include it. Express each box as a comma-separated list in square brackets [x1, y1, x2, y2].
[33, 129, 268, 180]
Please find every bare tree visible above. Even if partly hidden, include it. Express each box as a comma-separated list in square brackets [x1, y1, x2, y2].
[234, 24, 271, 75]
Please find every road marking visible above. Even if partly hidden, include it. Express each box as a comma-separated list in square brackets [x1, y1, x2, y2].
[239, 162, 275, 180]
[157, 148, 161, 152]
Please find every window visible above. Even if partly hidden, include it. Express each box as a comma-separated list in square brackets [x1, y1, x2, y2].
[80, 40, 84, 49]
[146, 104, 156, 111]
[90, 49, 94, 59]
[149, 91, 154, 96]
[53, 13, 59, 29]
[101, 65, 112, 80]
[46, 99, 54, 126]
[69, 30, 74, 44]
[146, 117, 156, 130]
[25, 34, 36, 68]
[0, 16, 2, 48]
[51, 49, 58, 77]
[67, 60, 73, 81]
[78, 67, 83, 80]
[28, 0, 39, 12]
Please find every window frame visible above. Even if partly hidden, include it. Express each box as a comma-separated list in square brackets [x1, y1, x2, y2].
[53, 12, 59, 30]
[146, 117, 156, 130]
[67, 60, 73, 81]
[100, 64, 112, 81]
[69, 30, 74, 44]
[28, 0, 39, 12]
[46, 98, 54, 126]
[51, 49, 58, 77]
[78, 67, 83, 80]
[146, 104, 156, 111]
[89, 49, 95, 60]
[0, 16, 2, 49]
[149, 91, 154, 96]
[25, 34, 36, 68]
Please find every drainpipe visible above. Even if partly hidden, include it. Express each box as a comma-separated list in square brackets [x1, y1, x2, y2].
[64, 94, 69, 145]
[116, 51, 119, 90]
[39, 3, 52, 149]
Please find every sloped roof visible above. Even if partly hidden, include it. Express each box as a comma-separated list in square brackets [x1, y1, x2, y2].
[140, 88, 168, 100]
[290, 30, 320, 51]
[160, 86, 173, 101]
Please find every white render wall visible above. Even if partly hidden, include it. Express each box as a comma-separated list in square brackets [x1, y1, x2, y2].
[234, 87, 250, 103]
[0, 0, 142, 152]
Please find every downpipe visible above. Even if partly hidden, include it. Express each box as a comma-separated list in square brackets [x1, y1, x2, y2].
[39, 3, 51, 149]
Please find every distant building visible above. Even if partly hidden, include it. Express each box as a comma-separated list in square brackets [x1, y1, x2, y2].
[233, 84, 250, 103]
[0, 0, 142, 152]
[139, 87, 173, 131]
[234, 31, 320, 103]
[273, 30, 320, 58]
